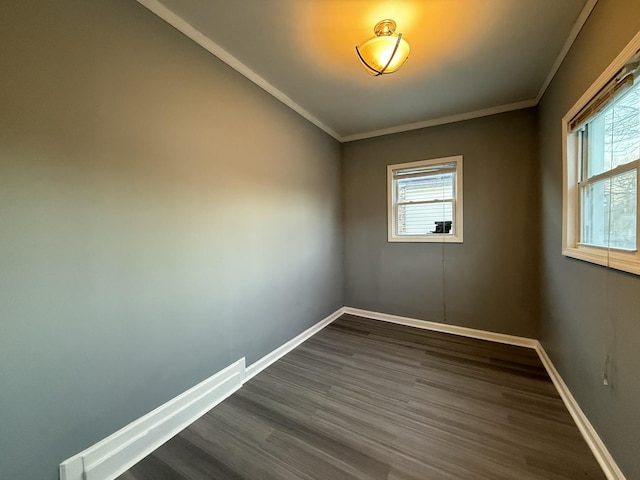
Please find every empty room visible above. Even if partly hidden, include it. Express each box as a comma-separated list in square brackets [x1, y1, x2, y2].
[2, 1, 640, 479]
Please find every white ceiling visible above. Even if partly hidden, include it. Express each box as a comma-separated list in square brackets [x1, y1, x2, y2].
[138, 0, 596, 142]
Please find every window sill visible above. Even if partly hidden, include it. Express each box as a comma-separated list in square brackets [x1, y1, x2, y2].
[562, 246, 640, 275]
[388, 234, 463, 243]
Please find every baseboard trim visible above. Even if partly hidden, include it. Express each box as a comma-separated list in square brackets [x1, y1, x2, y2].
[344, 307, 625, 479]
[535, 343, 626, 480]
[59, 358, 246, 480]
[59, 307, 345, 480]
[59, 306, 625, 480]
[245, 307, 345, 382]
[343, 307, 538, 348]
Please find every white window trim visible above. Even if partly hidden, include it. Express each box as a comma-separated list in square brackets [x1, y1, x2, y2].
[562, 31, 640, 275]
[388, 155, 464, 243]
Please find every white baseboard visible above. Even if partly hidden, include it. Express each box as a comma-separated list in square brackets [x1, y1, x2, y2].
[535, 343, 626, 480]
[59, 358, 246, 480]
[58, 306, 345, 480]
[343, 307, 538, 348]
[343, 306, 624, 479]
[245, 307, 345, 382]
[59, 306, 625, 480]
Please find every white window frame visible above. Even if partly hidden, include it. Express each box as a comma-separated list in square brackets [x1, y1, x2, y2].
[562, 32, 640, 275]
[388, 155, 463, 243]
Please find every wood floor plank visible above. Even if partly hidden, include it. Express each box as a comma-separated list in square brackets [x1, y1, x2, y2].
[118, 314, 606, 479]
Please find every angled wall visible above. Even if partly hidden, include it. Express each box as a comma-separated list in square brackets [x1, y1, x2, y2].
[538, 0, 640, 478]
[0, 1, 342, 479]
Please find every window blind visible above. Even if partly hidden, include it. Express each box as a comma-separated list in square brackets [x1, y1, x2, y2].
[395, 163, 456, 235]
[392, 163, 457, 179]
[569, 55, 640, 132]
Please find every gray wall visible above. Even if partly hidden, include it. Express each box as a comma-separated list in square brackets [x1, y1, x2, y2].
[3, 0, 638, 478]
[538, 1, 640, 478]
[342, 109, 539, 338]
[0, 1, 342, 479]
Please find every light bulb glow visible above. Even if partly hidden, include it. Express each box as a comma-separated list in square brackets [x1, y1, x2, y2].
[356, 20, 410, 76]
[358, 35, 410, 75]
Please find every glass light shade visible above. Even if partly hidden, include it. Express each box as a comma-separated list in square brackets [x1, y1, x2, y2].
[358, 35, 410, 75]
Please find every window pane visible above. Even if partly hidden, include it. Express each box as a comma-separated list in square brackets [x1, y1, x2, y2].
[587, 113, 606, 177]
[397, 173, 454, 203]
[587, 82, 640, 177]
[610, 85, 640, 169]
[398, 202, 453, 236]
[609, 169, 637, 249]
[581, 169, 637, 250]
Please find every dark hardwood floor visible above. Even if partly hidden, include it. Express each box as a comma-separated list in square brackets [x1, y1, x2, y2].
[118, 314, 606, 479]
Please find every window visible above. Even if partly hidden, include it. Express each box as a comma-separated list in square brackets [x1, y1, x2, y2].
[563, 43, 640, 275]
[388, 156, 463, 242]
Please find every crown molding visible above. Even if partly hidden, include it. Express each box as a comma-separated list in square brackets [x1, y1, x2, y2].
[341, 99, 538, 142]
[138, 0, 598, 144]
[535, 0, 599, 103]
[136, 0, 342, 142]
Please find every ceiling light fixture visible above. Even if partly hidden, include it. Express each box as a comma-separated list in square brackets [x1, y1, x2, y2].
[356, 19, 410, 76]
